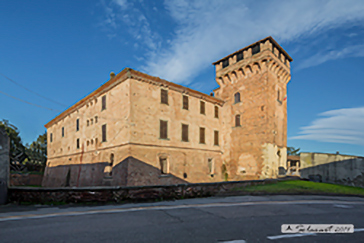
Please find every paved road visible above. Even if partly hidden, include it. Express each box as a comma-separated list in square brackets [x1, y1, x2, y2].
[1, 195, 364, 242]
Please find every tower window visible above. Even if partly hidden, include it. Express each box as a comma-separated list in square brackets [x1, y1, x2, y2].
[182, 124, 189, 142]
[237, 51, 244, 62]
[87, 120, 89, 126]
[234, 92, 241, 103]
[160, 120, 168, 139]
[199, 127, 205, 144]
[102, 124, 107, 142]
[252, 44, 260, 55]
[214, 106, 219, 118]
[62, 127, 64, 137]
[222, 59, 229, 68]
[76, 138, 80, 149]
[76, 119, 79, 131]
[214, 131, 219, 146]
[235, 115, 241, 127]
[50, 133, 53, 143]
[102, 95, 106, 111]
[95, 116, 98, 123]
[200, 101, 205, 115]
[161, 89, 168, 105]
[182, 95, 189, 110]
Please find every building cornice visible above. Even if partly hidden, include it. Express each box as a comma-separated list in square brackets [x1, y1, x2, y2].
[45, 68, 224, 128]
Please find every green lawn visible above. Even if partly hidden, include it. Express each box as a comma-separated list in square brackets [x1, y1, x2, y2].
[233, 180, 364, 196]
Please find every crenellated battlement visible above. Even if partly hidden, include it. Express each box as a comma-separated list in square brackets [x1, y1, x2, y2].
[213, 36, 292, 87]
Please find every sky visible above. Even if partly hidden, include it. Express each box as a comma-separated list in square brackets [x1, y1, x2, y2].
[0, 0, 364, 156]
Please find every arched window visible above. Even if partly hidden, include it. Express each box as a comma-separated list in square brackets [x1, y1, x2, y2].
[234, 92, 241, 103]
[235, 115, 241, 127]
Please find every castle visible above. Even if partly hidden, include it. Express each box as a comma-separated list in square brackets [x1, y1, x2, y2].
[42, 36, 292, 187]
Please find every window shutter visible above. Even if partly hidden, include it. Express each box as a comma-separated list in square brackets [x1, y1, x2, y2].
[182, 124, 188, 142]
[183, 95, 189, 110]
[200, 101, 205, 114]
[200, 127, 205, 144]
[102, 95, 106, 110]
[102, 124, 107, 142]
[214, 131, 219, 146]
[160, 120, 168, 139]
[214, 106, 219, 118]
[161, 89, 168, 104]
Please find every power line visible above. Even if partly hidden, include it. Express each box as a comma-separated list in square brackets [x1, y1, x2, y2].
[0, 89, 61, 112]
[0, 72, 67, 107]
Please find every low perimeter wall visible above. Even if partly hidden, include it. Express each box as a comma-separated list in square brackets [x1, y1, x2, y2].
[7, 177, 298, 204]
[10, 173, 43, 187]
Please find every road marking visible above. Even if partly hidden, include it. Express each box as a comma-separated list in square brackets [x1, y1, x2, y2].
[219, 240, 246, 243]
[267, 233, 317, 240]
[334, 204, 353, 208]
[267, 228, 364, 240]
[1, 200, 364, 222]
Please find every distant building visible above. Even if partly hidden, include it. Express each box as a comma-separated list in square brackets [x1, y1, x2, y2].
[42, 36, 292, 187]
[299, 152, 364, 187]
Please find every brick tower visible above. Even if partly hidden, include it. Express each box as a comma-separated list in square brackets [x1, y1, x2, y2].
[212, 36, 292, 180]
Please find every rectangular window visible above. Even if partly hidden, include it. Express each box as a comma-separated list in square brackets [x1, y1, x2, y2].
[214, 130, 219, 146]
[102, 124, 107, 142]
[208, 158, 214, 174]
[199, 127, 205, 144]
[200, 101, 205, 115]
[160, 157, 168, 174]
[62, 127, 64, 137]
[102, 95, 106, 110]
[222, 59, 229, 68]
[95, 116, 98, 123]
[214, 106, 219, 118]
[160, 120, 168, 139]
[76, 119, 79, 131]
[161, 89, 168, 105]
[252, 44, 260, 55]
[182, 95, 189, 110]
[76, 138, 80, 149]
[237, 51, 244, 62]
[182, 124, 189, 142]
[50, 133, 53, 143]
[235, 115, 241, 127]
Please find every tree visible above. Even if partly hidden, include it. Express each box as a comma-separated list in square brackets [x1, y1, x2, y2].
[25, 132, 47, 171]
[0, 119, 28, 170]
[0, 119, 47, 172]
[287, 146, 300, 156]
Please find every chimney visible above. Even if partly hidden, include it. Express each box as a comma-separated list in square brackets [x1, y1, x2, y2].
[110, 72, 115, 79]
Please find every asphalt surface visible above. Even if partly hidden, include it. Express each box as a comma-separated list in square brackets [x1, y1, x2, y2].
[1, 195, 364, 243]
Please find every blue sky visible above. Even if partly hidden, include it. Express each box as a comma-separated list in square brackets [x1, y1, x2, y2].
[1, 0, 364, 156]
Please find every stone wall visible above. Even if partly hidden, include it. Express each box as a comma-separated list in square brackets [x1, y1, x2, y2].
[300, 152, 364, 187]
[8, 178, 288, 204]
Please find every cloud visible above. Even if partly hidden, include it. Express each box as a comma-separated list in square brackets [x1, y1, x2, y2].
[142, 0, 364, 84]
[100, 0, 161, 51]
[296, 44, 364, 70]
[290, 107, 364, 146]
[100, 0, 364, 84]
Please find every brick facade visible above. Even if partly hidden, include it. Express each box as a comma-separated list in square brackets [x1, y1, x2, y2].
[43, 36, 292, 187]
